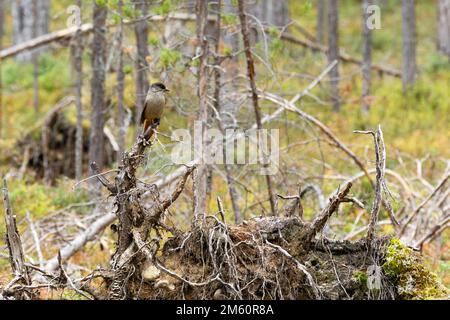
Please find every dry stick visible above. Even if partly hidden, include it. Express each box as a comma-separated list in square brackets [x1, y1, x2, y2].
[399, 172, 450, 236]
[238, 0, 277, 216]
[0, 13, 401, 79]
[57, 252, 93, 300]
[414, 215, 450, 249]
[277, 29, 401, 77]
[260, 92, 399, 228]
[354, 126, 387, 246]
[308, 182, 353, 240]
[2, 178, 32, 297]
[265, 240, 321, 299]
[41, 62, 338, 273]
[25, 211, 44, 269]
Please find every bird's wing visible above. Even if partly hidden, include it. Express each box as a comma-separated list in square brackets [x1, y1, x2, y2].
[140, 98, 148, 124]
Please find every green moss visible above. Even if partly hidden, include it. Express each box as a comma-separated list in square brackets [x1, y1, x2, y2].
[382, 238, 448, 300]
[353, 270, 368, 288]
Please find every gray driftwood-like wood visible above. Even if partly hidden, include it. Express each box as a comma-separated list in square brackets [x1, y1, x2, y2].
[2, 178, 32, 299]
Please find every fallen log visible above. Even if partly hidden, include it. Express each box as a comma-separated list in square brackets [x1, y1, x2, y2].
[0, 13, 401, 78]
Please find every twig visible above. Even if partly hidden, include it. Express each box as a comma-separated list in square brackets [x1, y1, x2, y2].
[354, 126, 387, 246]
[400, 172, 450, 236]
[265, 240, 321, 299]
[25, 211, 44, 269]
[2, 178, 32, 296]
[238, 0, 277, 216]
[308, 182, 353, 240]
[414, 216, 450, 249]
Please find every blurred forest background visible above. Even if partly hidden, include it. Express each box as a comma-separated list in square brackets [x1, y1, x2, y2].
[0, 0, 448, 299]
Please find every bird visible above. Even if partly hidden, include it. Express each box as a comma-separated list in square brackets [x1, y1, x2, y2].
[140, 82, 169, 140]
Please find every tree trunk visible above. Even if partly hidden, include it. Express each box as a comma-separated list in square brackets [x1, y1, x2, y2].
[211, 0, 242, 224]
[328, 0, 340, 112]
[264, 0, 289, 28]
[248, 0, 289, 41]
[133, 0, 149, 128]
[11, 0, 49, 61]
[317, 0, 326, 44]
[362, 0, 372, 114]
[438, 0, 450, 60]
[238, 0, 277, 216]
[402, 0, 417, 91]
[73, 0, 83, 182]
[193, 0, 209, 222]
[89, 2, 107, 173]
[0, 0, 4, 138]
[117, 0, 126, 163]
[32, 0, 39, 113]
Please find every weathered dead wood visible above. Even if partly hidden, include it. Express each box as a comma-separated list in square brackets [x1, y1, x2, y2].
[1, 12, 402, 79]
[238, 0, 277, 216]
[307, 182, 353, 240]
[277, 30, 401, 77]
[261, 92, 398, 228]
[354, 126, 389, 246]
[414, 215, 450, 250]
[2, 178, 32, 299]
[400, 172, 449, 236]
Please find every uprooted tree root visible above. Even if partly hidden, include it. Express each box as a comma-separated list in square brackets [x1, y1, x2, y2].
[103, 214, 393, 300]
[105, 216, 448, 300]
[88, 127, 446, 301]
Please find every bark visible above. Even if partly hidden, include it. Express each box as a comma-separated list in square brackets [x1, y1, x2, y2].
[212, 0, 241, 224]
[0, 13, 402, 78]
[238, 0, 277, 216]
[89, 2, 107, 174]
[117, 0, 126, 162]
[248, 0, 289, 41]
[362, 0, 372, 114]
[133, 0, 149, 128]
[32, 0, 39, 113]
[328, 0, 340, 112]
[222, 0, 239, 55]
[193, 0, 209, 222]
[437, 0, 450, 60]
[317, 0, 326, 44]
[402, 0, 417, 91]
[3, 178, 32, 299]
[263, 0, 289, 28]
[0, 0, 4, 138]
[11, 0, 49, 61]
[73, 0, 83, 182]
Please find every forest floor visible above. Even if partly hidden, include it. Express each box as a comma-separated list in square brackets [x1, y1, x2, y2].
[0, 0, 448, 297]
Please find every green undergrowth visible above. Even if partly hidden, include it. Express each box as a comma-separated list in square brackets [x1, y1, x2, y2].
[382, 238, 449, 299]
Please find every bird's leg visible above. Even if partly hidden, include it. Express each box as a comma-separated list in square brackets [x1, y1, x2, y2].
[152, 119, 160, 141]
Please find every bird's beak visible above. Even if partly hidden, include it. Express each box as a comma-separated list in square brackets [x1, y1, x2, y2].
[165, 89, 170, 92]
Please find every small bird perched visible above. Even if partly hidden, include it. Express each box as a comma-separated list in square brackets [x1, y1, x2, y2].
[140, 82, 169, 140]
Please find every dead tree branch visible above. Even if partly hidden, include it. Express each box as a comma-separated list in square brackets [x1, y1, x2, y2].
[307, 182, 353, 240]
[238, 0, 277, 216]
[354, 126, 389, 246]
[2, 178, 32, 299]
